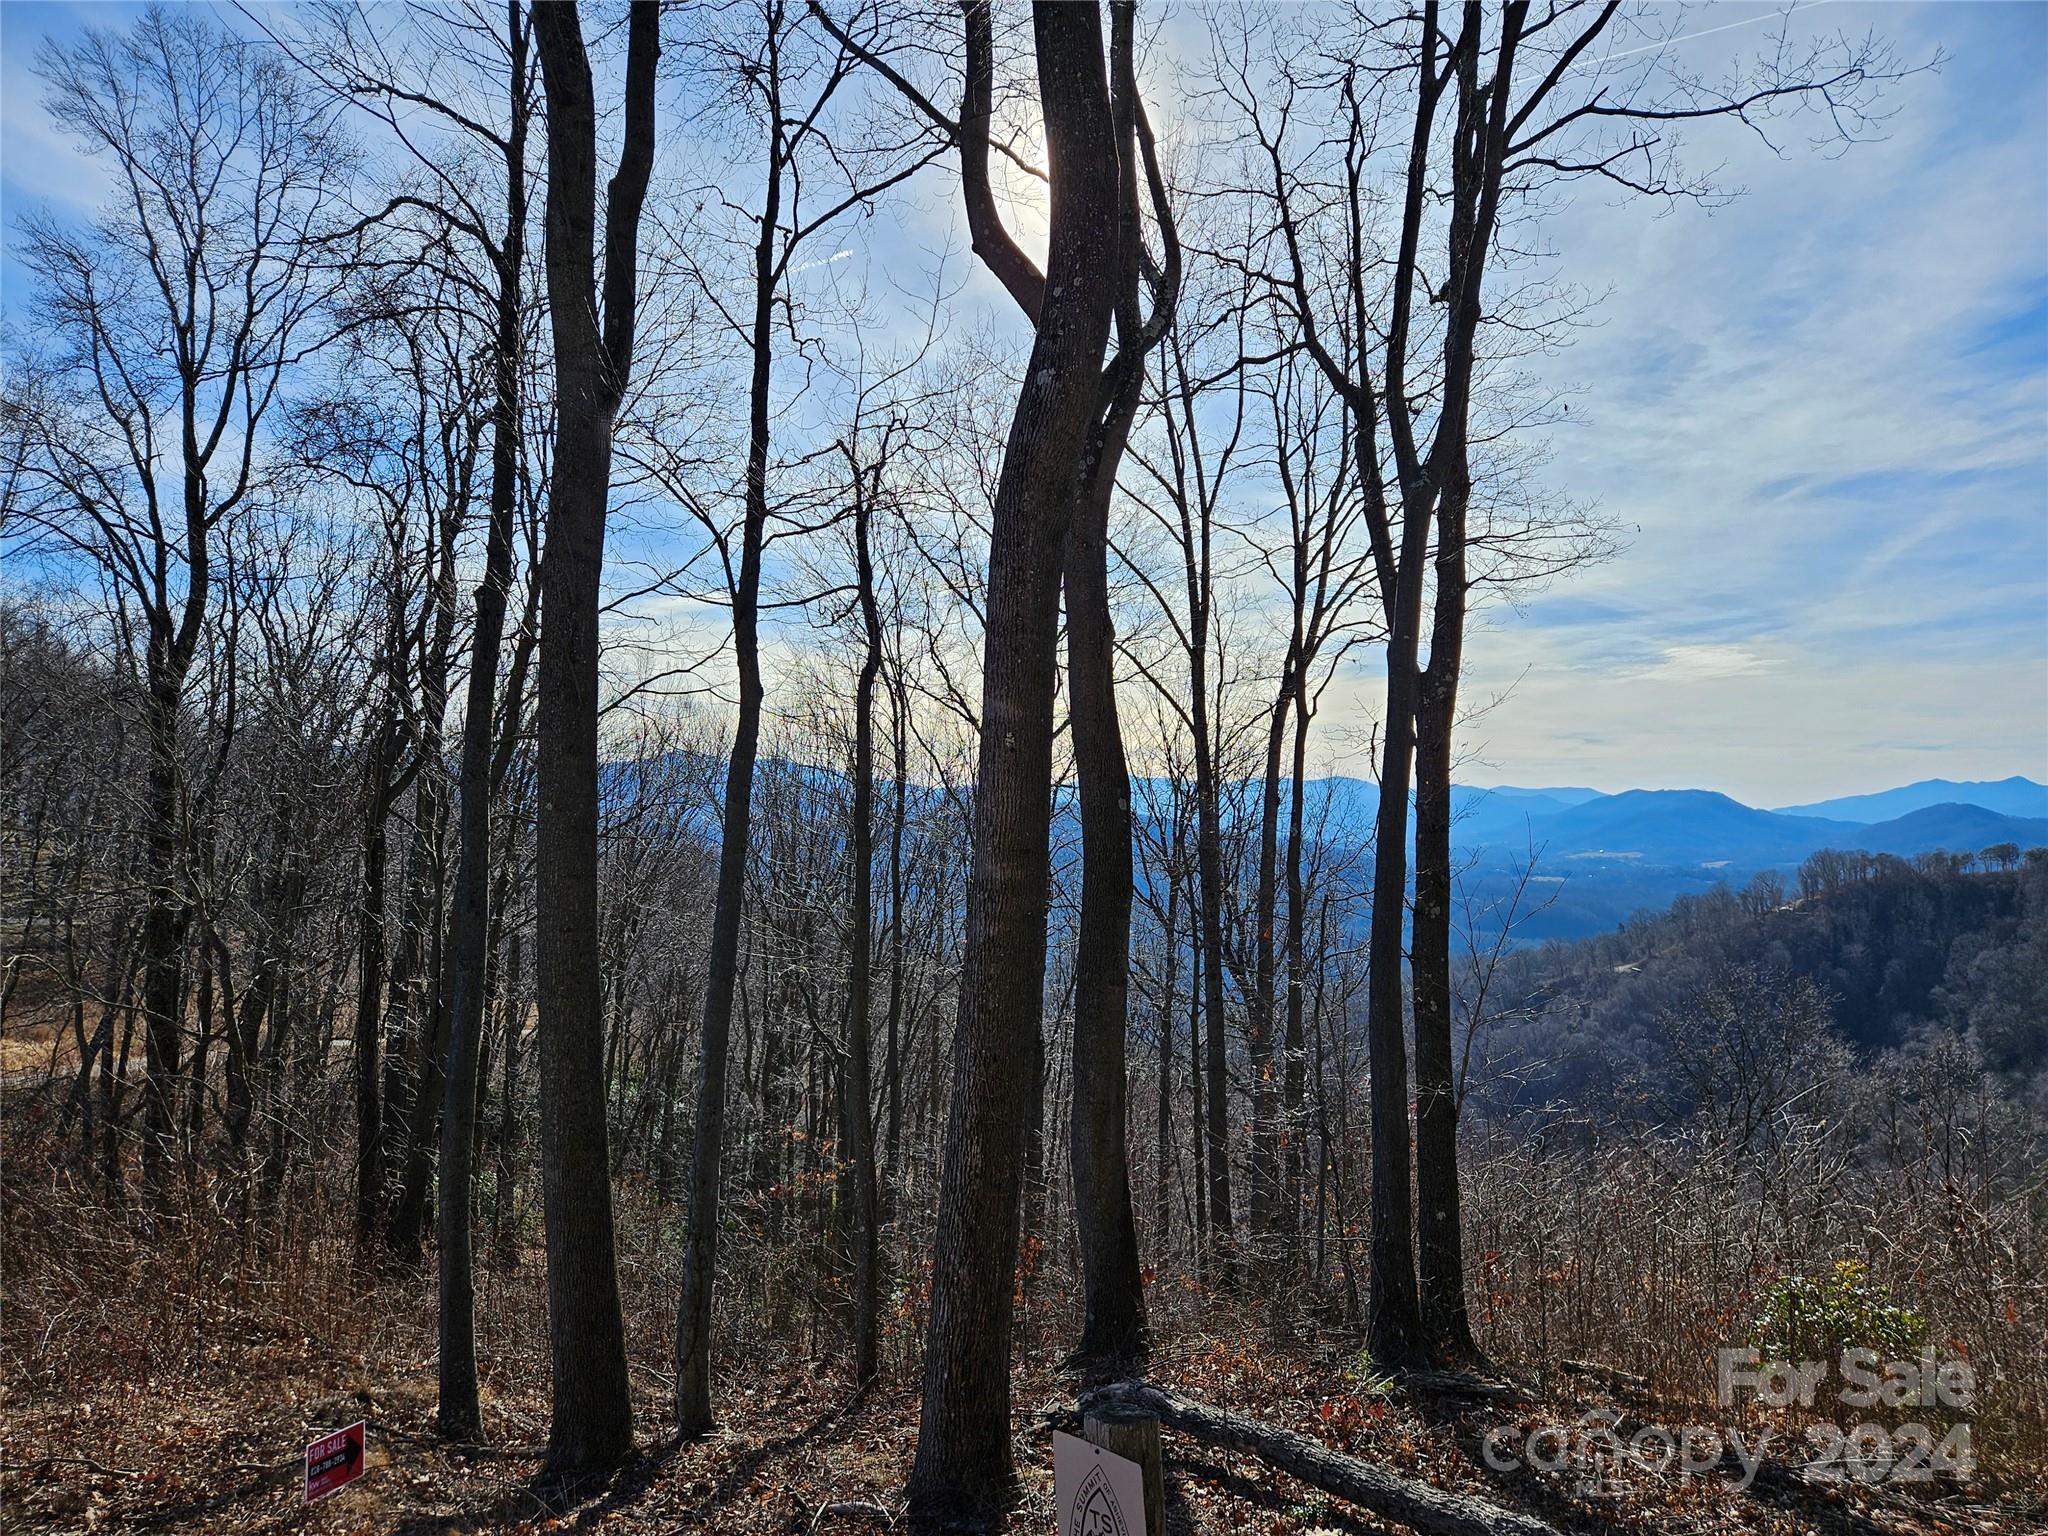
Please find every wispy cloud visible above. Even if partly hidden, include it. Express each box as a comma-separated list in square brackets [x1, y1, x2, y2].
[1623, 645, 1778, 683]
[1459, 0, 2048, 802]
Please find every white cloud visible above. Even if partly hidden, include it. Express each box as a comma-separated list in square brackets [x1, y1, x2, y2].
[1624, 645, 1779, 682]
[1448, 0, 2048, 802]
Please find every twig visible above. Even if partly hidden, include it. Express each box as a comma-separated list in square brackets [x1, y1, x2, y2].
[4, 1454, 143, 1480]
[808, 1498, 896, 1531]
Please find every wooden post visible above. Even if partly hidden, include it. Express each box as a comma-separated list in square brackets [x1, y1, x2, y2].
[1083, 1402, 1164, 1536]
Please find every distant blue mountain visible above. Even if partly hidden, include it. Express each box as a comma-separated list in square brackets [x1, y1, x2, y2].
[1170, 775, 2048, 874]
[1449, 786, 1583, 846]
[1850, 802, 2048, 857]
[641, 755, 2047, 946]
[1774, 775, 2048, 824]
[1527, 788, 1847, 865]
[1476, 784, 1606, 807]
[1283, 777, 2048, 943]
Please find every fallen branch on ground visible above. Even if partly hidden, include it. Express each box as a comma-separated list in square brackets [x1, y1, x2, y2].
[4, 1455, 143, 1480]
[806, 1497, 895, 1530]
[1558, 1359, 1649, 1397]
[1081, 1380, 1559, 1536]
[1402, 1368, 1527, 1403]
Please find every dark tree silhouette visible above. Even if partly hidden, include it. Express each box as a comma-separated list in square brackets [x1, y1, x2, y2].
[529, 0, 658, 1477]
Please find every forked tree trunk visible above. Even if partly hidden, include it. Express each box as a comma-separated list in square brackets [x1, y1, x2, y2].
[1066, 0, 1170, 1374]
[529, 0, 657, 1477]
[1410, 2, 1512, 1364]
[904, 2, 1120, 1519]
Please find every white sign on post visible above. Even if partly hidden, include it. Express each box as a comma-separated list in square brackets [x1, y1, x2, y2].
[1052, 1428, 1146, 1536]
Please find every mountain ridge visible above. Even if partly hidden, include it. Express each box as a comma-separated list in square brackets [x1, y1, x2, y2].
[1771, 774, 2048, 824]
[1269, 776, 2047, 943]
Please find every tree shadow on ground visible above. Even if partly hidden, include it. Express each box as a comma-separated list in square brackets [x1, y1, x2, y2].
[1163, 1451, 1381, 1536]
[385, 1398, 861, 1536]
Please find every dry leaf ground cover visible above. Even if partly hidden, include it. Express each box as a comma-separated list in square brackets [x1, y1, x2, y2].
[5, 1159, 2042, 1536]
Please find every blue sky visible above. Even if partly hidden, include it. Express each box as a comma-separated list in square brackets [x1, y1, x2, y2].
[1429, 2, 2048, 804]
[4, 2, 2044, 808]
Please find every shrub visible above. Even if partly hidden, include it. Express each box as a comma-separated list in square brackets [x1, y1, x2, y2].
[1750, 1258, 1924, 1365]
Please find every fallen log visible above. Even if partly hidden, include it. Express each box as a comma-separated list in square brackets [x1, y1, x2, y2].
[1557, 1358, 1650, 1398]
[1402, 1368, 1527, 1404]
[1081, 1380, 1559, 1536]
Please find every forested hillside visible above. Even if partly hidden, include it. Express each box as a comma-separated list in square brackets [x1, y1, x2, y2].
[2, 3, 2040, 1535]
[1473, 851, 2048, 1119]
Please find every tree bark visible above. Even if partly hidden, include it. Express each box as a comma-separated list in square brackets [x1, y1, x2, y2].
[138, 670, 191, 1198]
[1411, 3, 1513, 1361]
[1082, 1380, 1560, 1536]
[1412, 478, 1472, 1357]
[673, 36, 779, 1438]
[1163, 343, 1236, 1272]
[354, 752, 393, 1245]
[1283, 681, 1312, 1240]
[904, 3, 1119, 1520]
[1248, 653, 1297, 1246]
[439, 5, 531, 1440]
[530, 0, 657, 1477]
[1363, 625, 1425, 1363]
[1066, 439, 1146, 1366]
[883, 673, 908, 1179]
[843, 449, 883, 1386]
[1066, 0, 1169, 1374]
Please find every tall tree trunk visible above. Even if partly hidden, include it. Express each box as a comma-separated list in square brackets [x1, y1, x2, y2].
[1155, 872, 1178, 1251]
[1363, 627, 1425, 1363]
[529, 0, 658, 1477]
[1167, 352, 1236, 1273]
[138, 679, 188, 1198]
[1409, 0, 1511, 1367]
[1412, 536, 1472, 1356]
[388, 766, 452, 1259]
[492, 920, 524, 1266]
[1065, 0, 1170, 1372]
[354, 771, 391, 1244]
[1186, 869, 1206, 1254]
[673, 76, 778, 1441]
[905, 3, 1119, 1519]
[1066, 419, 1147, 1356]
[1192, 653, 1234, 1267]
[883, 673, 908, 1178]
[1283, 682, 1312, 1241]
[843, 457, 883, 1386]
[139, 363, 213, 1200]
[1248, 655, 1296, 1246]
[439, 13, 530, 1437]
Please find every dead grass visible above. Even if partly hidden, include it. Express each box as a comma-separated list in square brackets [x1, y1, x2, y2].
[5, 1142, 2043, 1535]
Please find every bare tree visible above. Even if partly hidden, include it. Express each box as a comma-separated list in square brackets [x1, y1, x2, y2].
[529, 0, 658, 1477]
[871, 1, 1123, 1517]
[647, 0, 946, 1438]
[1232, 0, 1910, 1361]
[6, 6, 347, 1200]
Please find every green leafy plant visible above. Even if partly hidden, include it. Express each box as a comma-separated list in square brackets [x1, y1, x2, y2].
[1750, 1259, 1925, 1364]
